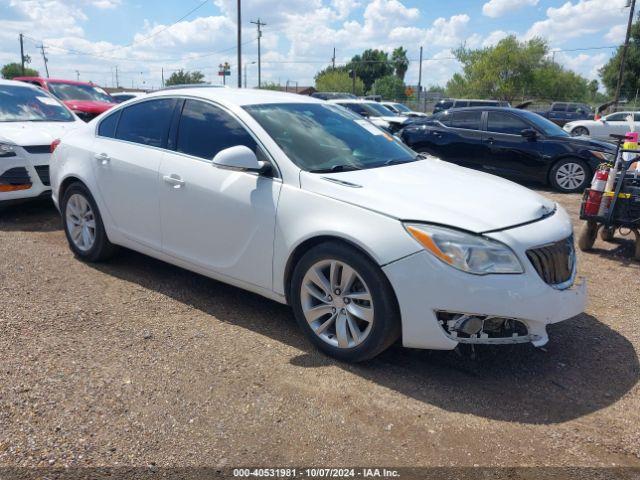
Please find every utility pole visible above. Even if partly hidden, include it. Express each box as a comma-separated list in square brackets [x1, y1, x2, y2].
[19, 33, 25, 75]
[40, 44, 49, 78]
[332, 47, 336, 69]
[161, 68, 165, 88]
[251, 18, 266, 88]
[115, 66, 119, 88]
[417, 46, 423, 103]
[237, 0, 242, 88]
[614, 0, 637, 107]
[75, 70, 80, 81]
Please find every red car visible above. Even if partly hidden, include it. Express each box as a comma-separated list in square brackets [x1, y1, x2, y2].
[13, 77, 117, 122]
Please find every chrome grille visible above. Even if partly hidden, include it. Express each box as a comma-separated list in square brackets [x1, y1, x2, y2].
[526, 236, 575, 287]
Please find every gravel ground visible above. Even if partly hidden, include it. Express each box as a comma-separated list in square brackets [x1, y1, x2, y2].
[0, 190, 639, 471]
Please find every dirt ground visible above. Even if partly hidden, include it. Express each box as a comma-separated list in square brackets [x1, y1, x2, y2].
[0, 190, 639, 472]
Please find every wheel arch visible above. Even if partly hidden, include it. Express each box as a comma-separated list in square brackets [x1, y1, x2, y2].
[283, 235, 383, 305]
[58, 175, 87, 200]
[570, 125, 590, 136]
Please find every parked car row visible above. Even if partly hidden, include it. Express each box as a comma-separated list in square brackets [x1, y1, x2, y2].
[1, 83, 588, 362]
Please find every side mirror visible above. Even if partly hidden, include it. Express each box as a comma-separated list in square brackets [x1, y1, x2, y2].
[212, 145, 270, 173]
[521, 128, 537, 139]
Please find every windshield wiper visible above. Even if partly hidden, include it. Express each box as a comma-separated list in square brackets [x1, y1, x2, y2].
[309, 164, 362, 173]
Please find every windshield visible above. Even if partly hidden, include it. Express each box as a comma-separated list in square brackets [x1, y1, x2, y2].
[48, 82, 115, 103]
[0, 85, 75, 122]
[245, 103, 417, 172]
[517, 109, 569, 137]
[393, 103, 412, 113]
[366, 102, 398, 116]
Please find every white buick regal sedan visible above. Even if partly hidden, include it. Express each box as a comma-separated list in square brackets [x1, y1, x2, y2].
[50, 87, 586, 362]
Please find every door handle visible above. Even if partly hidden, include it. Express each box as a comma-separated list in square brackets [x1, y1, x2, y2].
[487, 137, 495, 144]
[163, 174, 185, 188]
[94, 153, 110, 165]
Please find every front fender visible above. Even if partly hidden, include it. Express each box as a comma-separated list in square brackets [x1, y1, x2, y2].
[272, 184, 421, 297]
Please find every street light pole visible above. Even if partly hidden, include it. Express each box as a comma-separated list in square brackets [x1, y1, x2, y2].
[237, 0, 242, 88]
[614, 0, 637, 108]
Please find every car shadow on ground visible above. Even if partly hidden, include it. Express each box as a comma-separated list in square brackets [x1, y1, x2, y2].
[0, 199, 62, 232]
[88, 247, 640, 426]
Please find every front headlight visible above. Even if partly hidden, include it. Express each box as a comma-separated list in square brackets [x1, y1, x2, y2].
[589, 150, 615, 164]
[404, 223, 524, 275]
[0, 142, 16, 158]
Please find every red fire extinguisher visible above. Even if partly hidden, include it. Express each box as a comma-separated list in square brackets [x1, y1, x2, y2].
[584, 169, 608, 216]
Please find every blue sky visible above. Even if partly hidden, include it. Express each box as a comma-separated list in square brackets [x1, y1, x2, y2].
[0, 0, 631, 90]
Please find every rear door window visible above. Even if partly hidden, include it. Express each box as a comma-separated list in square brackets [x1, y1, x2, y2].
[448, 110, 483, 130]
[115, 98, 177, 148]
[487, 111, 529, 135]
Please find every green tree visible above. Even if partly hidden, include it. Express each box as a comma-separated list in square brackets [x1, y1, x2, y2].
[391, 47, 409, 81]
[165, 69, 206, 86]
[372, 75, 406, 100]
[599, 20, 640, 98]
[315, 68, 365, 96]
[1, 62, 38, 79]
[347, 49, 393, 92]
[446, 35, 593, 103]
[447, 36, 547, 101]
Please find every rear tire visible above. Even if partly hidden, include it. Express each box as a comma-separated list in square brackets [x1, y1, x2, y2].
[61, 182, 117, 262]
[578, 221, 598, 251]
[571, 126, 590, 137]
[600, 226, 615, 242]
[290, 242, 401, 362]
[549, 158, 590, 193]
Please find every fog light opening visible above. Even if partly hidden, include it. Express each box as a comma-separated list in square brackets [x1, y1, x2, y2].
[436, 311, 533, 344]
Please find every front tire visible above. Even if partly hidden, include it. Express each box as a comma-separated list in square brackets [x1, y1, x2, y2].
[549, 158, 590, 193]
[61, 182, 117, 262]
[290, 242, 401, 362]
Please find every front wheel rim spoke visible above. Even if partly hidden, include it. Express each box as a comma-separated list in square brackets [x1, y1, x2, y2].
[346, 314, 361, 343]
[309, 267, 331, 297]
[347, 303, 373, 323]
[335, 312, 349, 348]
[305, 304, 334, 323]
[315, 313, 337, 335]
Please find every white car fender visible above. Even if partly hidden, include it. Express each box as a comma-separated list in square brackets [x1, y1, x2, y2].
[272, 183, 422, 299]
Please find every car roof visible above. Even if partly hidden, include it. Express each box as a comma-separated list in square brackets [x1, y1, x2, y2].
[145, 87, 325, 107]
[327, 99, 378, 104]
[0, 78, 41, 88]
[13, 76, 102, 87]
[438, 106, 521, 113]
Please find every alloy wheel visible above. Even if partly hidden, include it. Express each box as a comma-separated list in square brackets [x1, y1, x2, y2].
[571, 127, 588, 137]
[555, 162, 586, 191]
[300, 259, 374, 349]
[65, 193, 96, 252]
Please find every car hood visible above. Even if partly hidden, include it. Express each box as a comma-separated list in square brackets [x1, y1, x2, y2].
[300, 158, 556, 233]
[63, 100, 116, 114]
[380, 115, 409, 124]
[0, 121, 81, 147]
[550, 134, 616, 152]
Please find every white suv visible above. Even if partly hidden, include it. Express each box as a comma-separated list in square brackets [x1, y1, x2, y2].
[50, 87, 586, 361]
[0, 80, 81, 206]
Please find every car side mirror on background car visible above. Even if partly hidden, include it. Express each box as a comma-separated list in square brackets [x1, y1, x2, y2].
[521, 128, 538, 139]
[212, 145, 271, 174]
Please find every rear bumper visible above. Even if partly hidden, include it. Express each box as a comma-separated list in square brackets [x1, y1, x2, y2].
[383, 208, 587, 350]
